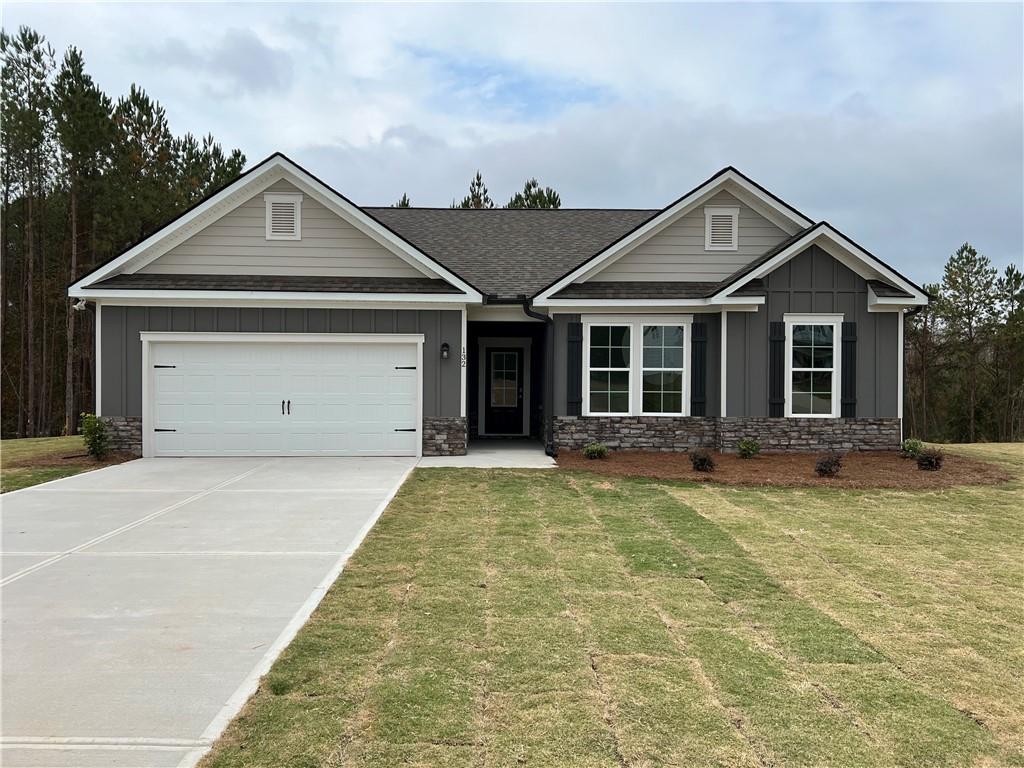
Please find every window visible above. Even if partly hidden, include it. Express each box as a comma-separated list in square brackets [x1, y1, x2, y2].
[785, 314, 841, 418]
[704, 205, 738, 251]
[490, 351, 518, 407]
[641, 325, 685, 414]
[584, 316, 691, 416]
[264, 193, 302, 240]
[587, 324, 631, 414]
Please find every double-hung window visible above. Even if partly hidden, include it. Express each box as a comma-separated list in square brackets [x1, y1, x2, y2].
[784, 314, 841, 418]
[584, 316, 690, 416]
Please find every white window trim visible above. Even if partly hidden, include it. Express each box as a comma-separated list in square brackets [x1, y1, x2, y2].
[264, 192, 302, 240]
[582, 314, 692, 417]
[783, 313, 843, 419]
[704, 205, 739, 251]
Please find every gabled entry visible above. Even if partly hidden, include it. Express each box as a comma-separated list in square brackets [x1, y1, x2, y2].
[477, 337, 531, 436]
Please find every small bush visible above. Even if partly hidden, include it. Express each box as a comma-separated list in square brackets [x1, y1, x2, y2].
[736, 438, 761, 459]
[900, 438, 924, 458]
[79, 412, 110, 460]
[917, 448, 944, 471]
[815, 453, 843, 478]
[582, 442, 608, 460]
[690, 448, 716, 472]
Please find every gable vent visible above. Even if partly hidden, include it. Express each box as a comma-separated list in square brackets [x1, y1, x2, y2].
[704, 206, 739, 251]
[264, 193, 302, 240]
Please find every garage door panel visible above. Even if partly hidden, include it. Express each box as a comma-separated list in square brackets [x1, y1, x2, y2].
[149, 339, 420, 457]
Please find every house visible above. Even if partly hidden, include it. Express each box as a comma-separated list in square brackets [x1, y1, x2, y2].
[69, 154, 928, 458]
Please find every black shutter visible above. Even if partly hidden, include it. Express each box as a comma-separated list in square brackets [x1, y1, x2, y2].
[690, 322, 707, 416]
[567, 321, 583, 416]
[841, 321, 857, 418]
[768, 321, 785, 417]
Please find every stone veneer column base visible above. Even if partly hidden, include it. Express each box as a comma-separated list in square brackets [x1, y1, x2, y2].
[554, 416, 900, 454]
[100, 416, 143, 456]
[422, 416, 468, 456]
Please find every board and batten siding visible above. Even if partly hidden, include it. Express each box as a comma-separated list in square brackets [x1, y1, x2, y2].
[139, 180, 424, 278]
[99, 306, 462, 419]
[725, 245, 899, 417]
[596, 191, 790, 282]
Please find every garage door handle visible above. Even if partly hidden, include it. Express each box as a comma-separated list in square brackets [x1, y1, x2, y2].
[394, 428, 417, 432]
[287, 400, 291, 415]
[395, 366, 416, 370]
[281, 400, 285, 415]
[154, 428, 176, 432]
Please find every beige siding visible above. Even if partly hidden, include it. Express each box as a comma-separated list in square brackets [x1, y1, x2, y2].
[140, 180, 423, 277]
[596, 191, 789, 282]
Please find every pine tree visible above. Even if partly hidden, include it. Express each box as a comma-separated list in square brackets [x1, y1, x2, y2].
[453, 171, 494, 209]
[392, 193, 411, 208]
[507, 178, 561, 209]
[53, 46, 114, 435]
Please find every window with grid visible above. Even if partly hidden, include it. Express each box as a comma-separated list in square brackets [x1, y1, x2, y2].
[588, 325, 630, 414]
[490, 351, 518, 407]
[789, 323, 836, 416]
[641, 325, 685, 414]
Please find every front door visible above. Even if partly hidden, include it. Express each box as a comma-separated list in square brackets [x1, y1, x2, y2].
[485, 347, 524, 435]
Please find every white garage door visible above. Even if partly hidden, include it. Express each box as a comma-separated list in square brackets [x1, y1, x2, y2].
[147, 337, 420, 457]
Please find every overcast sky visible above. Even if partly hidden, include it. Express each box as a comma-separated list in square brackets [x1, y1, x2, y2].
[7, 1, 1023, 283]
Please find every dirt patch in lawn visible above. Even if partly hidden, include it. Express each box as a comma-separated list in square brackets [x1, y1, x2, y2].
[3, 451, 134, 470]
[557, 450, 1013, 489]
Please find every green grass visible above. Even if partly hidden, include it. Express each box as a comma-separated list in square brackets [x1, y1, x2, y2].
[203, 444, 1023, 768]
[0, 435, 116, 492]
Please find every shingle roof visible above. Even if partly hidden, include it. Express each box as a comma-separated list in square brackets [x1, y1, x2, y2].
[552, 278, 767, 300]
[867, 279, 914, 298]
[91, 274, 461, 293]
[365, 208, 657, 298]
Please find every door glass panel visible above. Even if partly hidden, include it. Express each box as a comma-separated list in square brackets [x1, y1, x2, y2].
[490, 351, 518, 407]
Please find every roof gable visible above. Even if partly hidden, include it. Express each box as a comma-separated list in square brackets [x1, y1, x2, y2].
[70, 154, 483, 301]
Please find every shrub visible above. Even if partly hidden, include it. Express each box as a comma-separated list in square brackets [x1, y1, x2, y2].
[736, 438, 761, 459]
[815, 453, 843, 478]
[79, 412, 110, 460]
[690, 448, 716, 472]
[900, 438, 924, 458]
[582, 442, 608, 460]
[916, 448, 944, 471]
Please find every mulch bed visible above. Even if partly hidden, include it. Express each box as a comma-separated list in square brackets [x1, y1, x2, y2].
[2, 451, 135, 471]
[557, 449, 1013, 489]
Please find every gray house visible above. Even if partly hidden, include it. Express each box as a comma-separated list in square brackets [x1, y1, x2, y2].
[69, 154, 928, 458]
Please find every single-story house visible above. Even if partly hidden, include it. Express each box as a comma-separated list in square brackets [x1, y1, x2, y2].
[69, 154, 928, 458]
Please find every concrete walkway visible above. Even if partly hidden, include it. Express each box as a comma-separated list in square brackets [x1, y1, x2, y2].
[418, 439, 556, 468]
[0, 456, 415, 768]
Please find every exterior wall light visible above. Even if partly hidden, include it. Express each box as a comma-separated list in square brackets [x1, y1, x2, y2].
[440, 342, 450, 360]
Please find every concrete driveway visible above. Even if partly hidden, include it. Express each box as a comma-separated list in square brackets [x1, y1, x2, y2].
[0, 457, 415, 768]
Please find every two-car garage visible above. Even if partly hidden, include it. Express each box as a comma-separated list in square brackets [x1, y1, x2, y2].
[143, 333, 423, 457]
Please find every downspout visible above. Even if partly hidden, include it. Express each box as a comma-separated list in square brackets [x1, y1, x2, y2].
[521, 298, 557, 457]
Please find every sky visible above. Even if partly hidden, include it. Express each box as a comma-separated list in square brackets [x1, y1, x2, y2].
[6, 1, 1023, 284]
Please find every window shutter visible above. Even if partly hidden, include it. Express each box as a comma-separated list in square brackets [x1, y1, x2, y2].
[768, 321, 785, 417]
[690, 322, 707, 416]
[841, 321, 857, 417]
[566, 321, 583, 416]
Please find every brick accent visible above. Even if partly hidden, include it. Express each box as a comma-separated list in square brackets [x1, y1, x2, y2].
[101, 416, 143, 455]
[422, 416, 468, 456]
[554, 416, 900, 454]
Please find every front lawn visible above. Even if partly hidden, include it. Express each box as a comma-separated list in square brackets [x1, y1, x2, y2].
[0, 435, 130, 492]
[203, 444, 1022, 768]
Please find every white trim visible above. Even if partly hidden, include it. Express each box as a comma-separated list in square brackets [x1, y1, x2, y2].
[898, 309, 904, 422]
[704, 205, 739, 251]
[95, 301, 102, 416]
[183, 462, 415, 768]
[460, 308, 467, 418]
[582, 314, 693, 417]
[534, 168, 812, 302]
[68, 288, 479, 306]
[140, 332, 424, 459]
[264, 193, 302, 241]
[783, 313, 843, 419]
[712, 224, 928, 305]
[477, 337, 531, 436]
[536, 297, 764, 309]
[467, 304, 545, 322]
[720, 309, 727, 416]
[69, 155, 483, 301]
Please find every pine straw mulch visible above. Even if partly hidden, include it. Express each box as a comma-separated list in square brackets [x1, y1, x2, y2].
[556, 449, 1014, 489]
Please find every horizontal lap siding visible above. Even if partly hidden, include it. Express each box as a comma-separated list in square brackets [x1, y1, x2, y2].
[99, 306, 463, 419]
[598, 191, 789, 282]
[140, 180, 423, 278]
[726, 245, 899, 418]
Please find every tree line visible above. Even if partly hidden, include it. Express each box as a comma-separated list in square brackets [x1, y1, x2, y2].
[393, 170, 562, 209]
[1, 26, 245, 438]
[904, 243, 1023, 443]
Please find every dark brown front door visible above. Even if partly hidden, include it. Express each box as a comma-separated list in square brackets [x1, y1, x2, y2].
[485, 348, 524, 435]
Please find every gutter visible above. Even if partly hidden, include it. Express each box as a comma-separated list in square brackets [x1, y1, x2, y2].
[516, 296, 557, 458]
